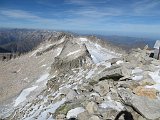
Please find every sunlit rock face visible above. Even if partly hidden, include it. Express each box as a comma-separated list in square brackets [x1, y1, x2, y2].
[51, 40, 93, 74]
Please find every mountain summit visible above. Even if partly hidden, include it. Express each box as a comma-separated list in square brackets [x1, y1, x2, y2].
[0, 31, 160, 120]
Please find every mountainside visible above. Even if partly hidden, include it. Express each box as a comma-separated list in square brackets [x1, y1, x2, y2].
[0, 47, 10, 53]
[0, 29, 155, 55]
[0, 29, 59, 53]
[0, 31, 160, 120]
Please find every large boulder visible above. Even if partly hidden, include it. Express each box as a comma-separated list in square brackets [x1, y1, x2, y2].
[118, 88, 160, 120]
[133, 86, 157, 99]
[97, 65, 131, 81]
[86, 101, 99, 114]
[93, 80, 110, 96]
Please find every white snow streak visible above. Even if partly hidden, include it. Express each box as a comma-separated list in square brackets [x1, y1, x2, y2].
[66, 107, 85, 119]
[67, 50, 82, 56]
[14, 86, 38, 107]
[36, 73, 49, 83]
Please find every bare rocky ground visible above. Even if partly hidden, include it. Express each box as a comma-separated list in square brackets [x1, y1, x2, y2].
[1, 32, 160, 120]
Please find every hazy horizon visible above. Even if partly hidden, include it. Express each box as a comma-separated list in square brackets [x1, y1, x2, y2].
[0, 0, 160, 39]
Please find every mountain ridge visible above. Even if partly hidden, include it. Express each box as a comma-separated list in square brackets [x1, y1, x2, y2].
[0, 31, 160, 120]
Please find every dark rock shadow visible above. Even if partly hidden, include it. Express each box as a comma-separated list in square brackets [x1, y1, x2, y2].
[115, 111, 134, 120]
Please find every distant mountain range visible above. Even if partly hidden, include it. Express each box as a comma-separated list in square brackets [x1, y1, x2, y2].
[85, 34, 155, 51]
[0, 47, 10, 53]
[0, 28, 54, 53]
[0, 28, 157, 54]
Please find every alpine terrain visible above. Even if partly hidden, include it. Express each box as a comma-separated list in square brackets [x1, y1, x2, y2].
[0, 31, 160, 120]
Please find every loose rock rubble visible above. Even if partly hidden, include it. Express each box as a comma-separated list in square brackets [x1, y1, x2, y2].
[1, 33, 160, 120]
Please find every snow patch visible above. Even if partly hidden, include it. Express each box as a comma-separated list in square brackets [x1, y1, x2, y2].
[132, 67, 143, 74]
[36, 73, 49, 83]
[132, 75, 143, 81]
[67, 50, 82, 56]
[146, 84, 160, 92]
[99, 101, 124, 111]
[55, 47, 63, 56]
[79, 37, 88, 42]
[78, 37, 119, 63]
[41, 64, 47, 67]
[149, 70, 160, 83]
[116, 60, 124, 65]
[66, 107, 85, 119]
[86, 69, 95, 79]
[14, 86, 38, 107]
[90, 93, 100, 97]
[37, 98, 66, 120]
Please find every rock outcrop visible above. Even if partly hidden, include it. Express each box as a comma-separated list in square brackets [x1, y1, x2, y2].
[51, 40, 93, 74]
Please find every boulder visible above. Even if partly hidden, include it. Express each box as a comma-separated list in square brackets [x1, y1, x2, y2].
[77, 111, 90, 120]
[139, 79, 156, 86]
[89, 115, 100, 120]
[118, 88, 160, 120]
[86, 101, 99, 114]
[97, 65, 126, 81]
[93, 80, 109, 96]
[117, 81, 140, 90]
[66, 89, 77, 101]
[100, 109, 118, 120]
[133, 86, 157, 99]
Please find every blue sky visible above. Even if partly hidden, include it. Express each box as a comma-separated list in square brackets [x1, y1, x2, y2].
[0, 0, 160, 37]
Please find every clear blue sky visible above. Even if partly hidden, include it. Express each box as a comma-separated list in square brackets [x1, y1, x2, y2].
[0, 0, 160, 37]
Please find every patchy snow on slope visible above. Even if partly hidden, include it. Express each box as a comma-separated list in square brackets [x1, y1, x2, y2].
[79, 37, 118, 63]
[145, 69, 160, 92]
[146, 84, 160, 92]
[14, 86, 38, 107]
[89, 48, 116, 63]
[86, 69, 96, 79]
[132, 67, 143, 74]
[79, 37, 88, 42]
[36, 73, 49, 83]
[132, 75, 143, 81]
[41, 64, 47, 67]
[149, 70, 160, 83]
[55, 47, 63, 56]
[131, 67, 143, 80]
[66, 107, 85, 119]
[36, 98, 66, 120]
[116, 60, 124, 65]
[99, 101, 124, 111]
[67, 50, 82, 56]
[90, 92, 100, 97]
[97, 61, 111, 68]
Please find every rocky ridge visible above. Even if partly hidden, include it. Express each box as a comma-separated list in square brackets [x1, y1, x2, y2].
[0, 32, 160, 120]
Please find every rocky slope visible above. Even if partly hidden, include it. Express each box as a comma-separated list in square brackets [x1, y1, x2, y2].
[0, 32, 160, 120]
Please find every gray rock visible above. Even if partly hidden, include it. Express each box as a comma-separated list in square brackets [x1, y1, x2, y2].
[118, 88, 160, 120]
[98, 65, 123, 80]
[97, 65, 131, 81]
[59, 87, 71, 95]
[77, 111, 90, 120]
[56, 114, 66, 120]
[51, 40, 93, 74]
[100, 109, 118, 120]
[89, 115, 100, 120]
[86, 101, 99, 114]
[93, 80, 109, 96]
[117, 80, 140, 90]
[66, 89, 77, 101]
